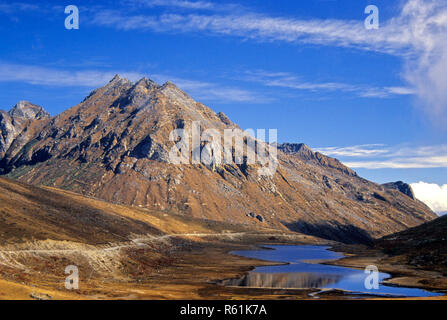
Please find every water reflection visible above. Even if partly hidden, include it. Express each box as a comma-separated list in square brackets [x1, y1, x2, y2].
[229, 245, 441, 297]
[227, 272, 342, 289]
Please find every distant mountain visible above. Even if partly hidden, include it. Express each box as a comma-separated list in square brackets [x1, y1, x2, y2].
[0, 75, 436, 243]
[382, 181, 416, 200]
[277, 143, 357, 176]
[0, 101, 50, 159]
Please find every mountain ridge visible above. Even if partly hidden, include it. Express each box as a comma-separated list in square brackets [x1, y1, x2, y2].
[0, 75, 437, 243]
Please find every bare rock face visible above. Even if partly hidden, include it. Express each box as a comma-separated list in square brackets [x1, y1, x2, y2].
[0, 101, 50, 160]
[278, 143, 357, 176]
[0, 75, 437, 243]
[382, 181, 415, 200]
[8, 101, 50, 120]
[278, 143, 314, 160]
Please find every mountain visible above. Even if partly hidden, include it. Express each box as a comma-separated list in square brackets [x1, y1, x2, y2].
[0, 75, 436, 243]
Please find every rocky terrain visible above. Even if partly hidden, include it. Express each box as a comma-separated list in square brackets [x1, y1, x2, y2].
[0, 176, 330, 299]
[0, 75, 436, 243]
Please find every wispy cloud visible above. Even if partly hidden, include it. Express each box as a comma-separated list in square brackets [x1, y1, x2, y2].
[242, 71, 414, 98]
[411, 181, 447, 213]
[316, 144, 447, 169]
[128, 0, 217, 10]
[0, 63, 144, 87]
[151, 73, 269, 103]
[316, 144, 390, 157]
[343, 157, 447, 169]
[89, 0, 447, 122]
[0, 63, 264, 104]
[3, 1, 447, 116]
[396, 0, 447, 126]
[124, 0, 243, 14]
[0, 2, 39, 14]
[89, 7, 412, 54]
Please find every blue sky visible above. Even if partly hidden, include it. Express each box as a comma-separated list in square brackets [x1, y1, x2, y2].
[0, 0, 447, 212]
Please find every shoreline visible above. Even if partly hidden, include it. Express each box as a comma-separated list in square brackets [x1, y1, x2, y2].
[324, 244, 447, 297]
[218, 242, 447, 299]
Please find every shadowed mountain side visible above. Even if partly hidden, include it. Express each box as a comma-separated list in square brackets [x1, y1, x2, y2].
[283, 221, 374, 245]
[382, 181, 415, 200]
[375, 214, 447, 273]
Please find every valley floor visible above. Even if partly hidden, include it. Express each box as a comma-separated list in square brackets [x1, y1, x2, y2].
[0, 232, 325, 300]
[0, 232, 446, 300]
[0, 177, 445, 300]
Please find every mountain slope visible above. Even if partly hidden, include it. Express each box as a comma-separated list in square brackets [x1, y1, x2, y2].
[0, 176, 253, 245]
[376, 214, 447, 273]
[0, 75, 436, 243]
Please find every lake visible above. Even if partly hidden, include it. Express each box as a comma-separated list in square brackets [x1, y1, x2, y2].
[228, 245, 441, 297]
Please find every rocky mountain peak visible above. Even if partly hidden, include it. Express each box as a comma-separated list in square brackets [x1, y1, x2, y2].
[8, 101, 50, 120]
[160, 80, 192, 101]
[110, 74, 121, 82]
[383, 181, 416, 199]
[217, 112, 235, 127]
[0, 76, 436, 243]
[134, 77, 158, 88]
[278, 143, 314, 159]
[104, 74, 133, 90]
[0, 101, 50, 159]
[278, 142, 356, 176]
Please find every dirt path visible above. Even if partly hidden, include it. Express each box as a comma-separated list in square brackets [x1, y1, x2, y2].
[0, 232, 305, 255]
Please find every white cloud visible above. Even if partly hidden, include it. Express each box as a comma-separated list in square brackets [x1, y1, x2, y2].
[386, 86, 416, 95]
[411, 181, 447, 213]
[316, 144, 447, 169]
[89, 0, 447, 122]
[316, 144, 390, 157]
[0, 63, 264, 104]
[4, 1, 447, 116]
[242, 71, 414, 98]
[0, 63, 144, 87]
[399, 0, 447, 125]
[151, 74, 269, 103]
[129, 0, 217, 10]
[90, 11, 406, 53]
[343, 156, 447, 169]
[0, 2, 39, 13]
